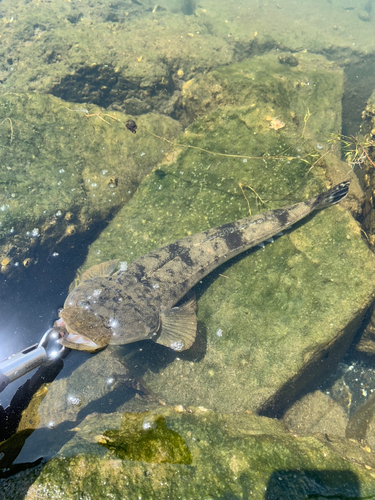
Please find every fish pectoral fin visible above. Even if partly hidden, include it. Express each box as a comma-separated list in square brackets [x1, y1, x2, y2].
[156, 296, 197, 352]
[81, 259, 120, 282]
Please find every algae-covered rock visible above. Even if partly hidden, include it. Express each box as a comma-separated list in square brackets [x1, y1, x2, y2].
[180, 51, 370, 209]
[67, 56, 375, 415]
[4, 407, 375, 500]
[283, 390, 348, 438]
[0, 0, 233, 114]
[181, 52, 344, 144]
[99, 411, 192, 464]
[2, 0, 375, 117]
[0, 93, 181, 281]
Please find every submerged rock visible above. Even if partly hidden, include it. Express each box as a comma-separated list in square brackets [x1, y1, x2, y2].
[70, 55, 375, 416]
[283, 390, 348, 438]
[1, 0, 375, 116]
[181, 52, 344, 142]
[3, 407, 375, 499]
[0, 93, 181, 282]
[4, 54, 375, 497]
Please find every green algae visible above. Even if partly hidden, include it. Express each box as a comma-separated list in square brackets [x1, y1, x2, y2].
[100, 411, 192, 464]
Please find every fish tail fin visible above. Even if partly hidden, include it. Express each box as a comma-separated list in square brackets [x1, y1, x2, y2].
[312, 180, 350, 211]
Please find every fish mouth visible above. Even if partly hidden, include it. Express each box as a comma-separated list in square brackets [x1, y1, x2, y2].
[61, 331, 101, 350]
[55, 318, 101, 350]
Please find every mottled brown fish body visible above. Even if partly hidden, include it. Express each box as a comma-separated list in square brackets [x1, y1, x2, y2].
[134, 200, 316, 310]
[59, 181, 350, 353]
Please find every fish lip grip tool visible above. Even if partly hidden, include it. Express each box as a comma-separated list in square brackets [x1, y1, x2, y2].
[0, 327, 67, 393]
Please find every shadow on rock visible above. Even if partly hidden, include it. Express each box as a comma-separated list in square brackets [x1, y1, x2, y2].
[265, 469, 360, 499]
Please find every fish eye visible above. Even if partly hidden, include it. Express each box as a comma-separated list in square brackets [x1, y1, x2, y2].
[77, 300, 90, 309]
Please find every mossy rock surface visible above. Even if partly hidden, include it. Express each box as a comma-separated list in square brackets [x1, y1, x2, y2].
[100, 411, 193, 464]
[181, 52, 343, 144]
[4, 407, 375, 500]
[67, 56, 375, 414]
[0, 93, 181, 280]
[4, 53, 375, 500]
[1, 0, 375, 116]
[0, 0, 233, 113]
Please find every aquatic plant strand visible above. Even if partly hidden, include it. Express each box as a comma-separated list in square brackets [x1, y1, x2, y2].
[238, 183, 266, 216]
[146, 130, 312, 163]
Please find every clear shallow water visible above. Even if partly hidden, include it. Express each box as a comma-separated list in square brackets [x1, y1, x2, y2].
[1, 0, 375, 497]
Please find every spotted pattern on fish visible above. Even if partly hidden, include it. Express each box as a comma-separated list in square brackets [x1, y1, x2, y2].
[59, 181, 350, 352]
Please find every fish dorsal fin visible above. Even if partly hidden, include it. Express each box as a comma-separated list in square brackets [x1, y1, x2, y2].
[156, 295, 197, 352]
[81, 259, 119, 282]
[68, 259, 119, 293]
[68, 277, 81, 294]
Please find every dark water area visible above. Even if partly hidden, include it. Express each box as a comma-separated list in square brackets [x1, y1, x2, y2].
[0, 223, 108, 406]
[0, 252, 81, 407]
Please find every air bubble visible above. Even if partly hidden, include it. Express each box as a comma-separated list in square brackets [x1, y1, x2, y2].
[68, 395, 81, 406]
[142, 415, 156, 430]
[106, 318, 119, 328]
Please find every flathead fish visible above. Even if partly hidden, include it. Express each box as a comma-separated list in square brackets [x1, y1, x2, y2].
[58, 181, 350, 353]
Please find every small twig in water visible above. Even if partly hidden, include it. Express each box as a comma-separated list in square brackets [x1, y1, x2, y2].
[351, 135, 375, 169]
[305, 147, 332, 176]
[360, 228, 370, 243]
[147, 130, 309, 162]
[238, 183, 266, 216]
[64, 106, 120, 125]
[84, 111, 120, 125]
[301, 107, 311, 138]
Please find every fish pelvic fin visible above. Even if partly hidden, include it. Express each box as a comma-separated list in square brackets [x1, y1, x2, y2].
[156, 295, 197, 352]
[312, 180, 350, 211]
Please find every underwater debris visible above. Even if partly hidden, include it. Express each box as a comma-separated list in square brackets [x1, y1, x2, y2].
[126, 120, 137, 134]
[269, 118, 285, 130]
[278, 54, 299, 67]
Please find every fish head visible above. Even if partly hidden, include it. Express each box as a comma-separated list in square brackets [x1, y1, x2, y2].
[59, 305, 111, 352]
[58, 276, 159, 352]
